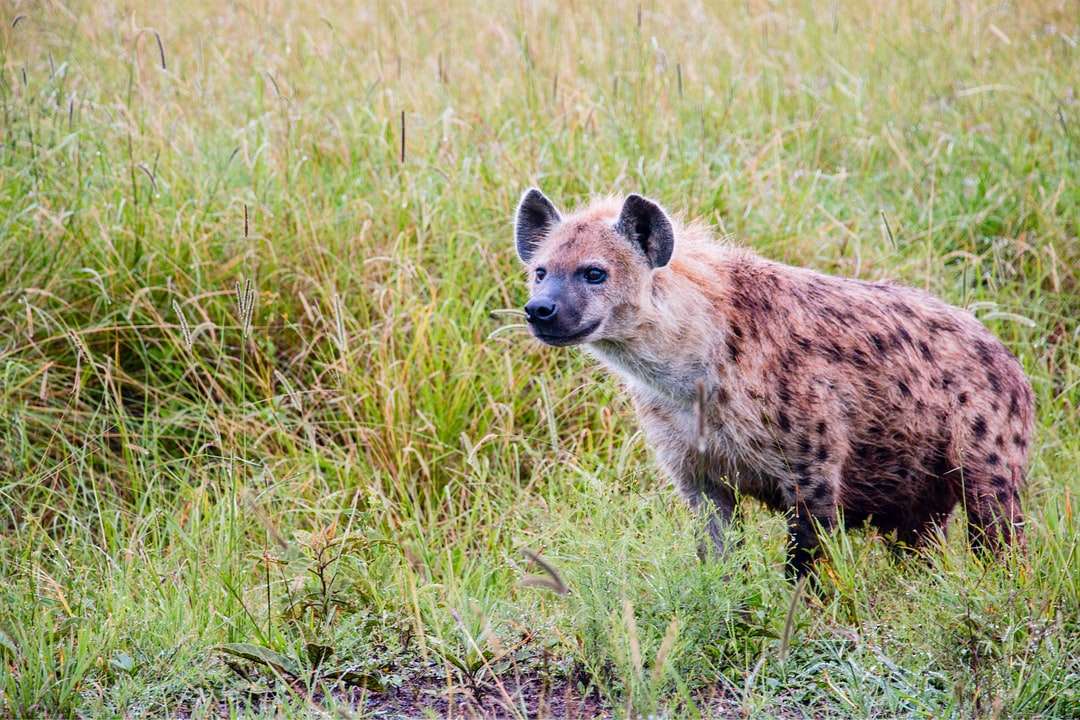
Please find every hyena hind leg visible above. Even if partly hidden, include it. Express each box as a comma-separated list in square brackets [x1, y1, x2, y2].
[965, 474, 1026, 555]
[892, 510, 953, 557]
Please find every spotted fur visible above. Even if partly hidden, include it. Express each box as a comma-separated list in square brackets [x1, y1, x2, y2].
[515, 191, 1034, 576]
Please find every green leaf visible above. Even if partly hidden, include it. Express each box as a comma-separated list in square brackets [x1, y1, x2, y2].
[0, 629, 17, 659]
[110, 652, 136, 674]
[320, 667, 386, 692]
[305, 642, 334, 668]
[216, 643, 299, 678]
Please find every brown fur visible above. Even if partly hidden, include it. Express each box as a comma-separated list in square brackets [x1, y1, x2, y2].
[518, 193, 1034, 575]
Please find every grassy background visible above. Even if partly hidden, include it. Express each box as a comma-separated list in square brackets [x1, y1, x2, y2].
[1, 0, 1078, 717]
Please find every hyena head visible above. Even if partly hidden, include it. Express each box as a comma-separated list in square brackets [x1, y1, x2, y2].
[514, 188, 675, 346]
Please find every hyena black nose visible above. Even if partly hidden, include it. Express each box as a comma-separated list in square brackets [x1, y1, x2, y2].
[524, 298, 557, 323]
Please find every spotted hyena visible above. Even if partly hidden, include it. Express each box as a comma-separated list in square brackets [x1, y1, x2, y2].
[514, 188, 1033, 575]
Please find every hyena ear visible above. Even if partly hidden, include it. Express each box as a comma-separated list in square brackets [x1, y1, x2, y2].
[514, 188, 561, 262]
[615, 194, 674, 268]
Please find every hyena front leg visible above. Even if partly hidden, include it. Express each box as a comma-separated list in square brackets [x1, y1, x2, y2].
[689, 481, 735, 561]
[653, 439, 734, 560]
[785, 467, 841, 578]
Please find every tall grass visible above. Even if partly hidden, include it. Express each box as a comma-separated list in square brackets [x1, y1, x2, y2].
[1, 0, 1078, 717]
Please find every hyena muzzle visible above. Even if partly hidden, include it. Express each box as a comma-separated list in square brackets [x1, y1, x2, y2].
[513, 188, 1033, 576]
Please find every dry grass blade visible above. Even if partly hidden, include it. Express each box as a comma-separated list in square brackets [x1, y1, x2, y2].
[153, 30, 166, 69]
[880, 209, 897, 249]
[136, 163, 157, 191]
[520, 548, 568, 595]
[273, 369, 302, 411]
[241, 489, 290, 552]
[623, 598, 642, 682]
[331, 293, 347, 354]
[171, 300, 193, 351]
[400, 110, 406, 163]
[650, 617, 679, 684]
[695, 378, 707, 453]
[778, 574, 808, 662]
[233, 279, 255, 337]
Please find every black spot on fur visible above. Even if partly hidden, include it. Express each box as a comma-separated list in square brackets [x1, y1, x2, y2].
[1013, 433, 1027, 449]
[726, 337, 741, 363]
[730, 272, 775, 319]
[975, 340, 994, 365]
[824, 306, 856, 324]
[986, 453, 1000, 466]
[870, 333, 887, 356]
[817, 445, 830, 462]
[942, 372, 954, 389]
[996, 488, 1011, 503]
[972, 416, 987, 440]
[731, 324, 743, 339]
[958, 392, 969, 405]
[898, 380, 911, 397]
[778, 380, 792, 406]
[893, 302, 916, 318]
[822, 339, 844, 363]
[812, 483, 831, 501]
[918, 340, 933, 362]
[816, 421, 827, 435]
[777, 412, 792, 433]
[931, 449, 952, 477]
[995, 434, 1004, 448]
[798, 435, 812, 454]
[1008, 391, 1020, 417]
[927, 318, 959, 334]
[986, 371, 1001, 393]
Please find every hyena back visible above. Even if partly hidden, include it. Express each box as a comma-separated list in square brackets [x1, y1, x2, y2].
[514, 189, 1033, 575]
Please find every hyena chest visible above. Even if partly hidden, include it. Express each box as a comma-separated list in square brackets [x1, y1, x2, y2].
[594, 344, 791, 487]
[630, 381, 789, 487]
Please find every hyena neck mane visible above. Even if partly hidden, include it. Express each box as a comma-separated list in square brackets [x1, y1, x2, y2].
[587, 338, 709, 404]
[587, 237, 739, 406]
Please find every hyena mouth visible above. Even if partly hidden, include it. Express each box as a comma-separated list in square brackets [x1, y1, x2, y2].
[533, 319, 601, 346]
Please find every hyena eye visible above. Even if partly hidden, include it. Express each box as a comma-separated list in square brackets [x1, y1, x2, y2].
[583, 267, 607, 284]
[535, 268, 546, 282]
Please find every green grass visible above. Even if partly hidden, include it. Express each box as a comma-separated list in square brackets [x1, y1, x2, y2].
[1, 0, 1078, 717]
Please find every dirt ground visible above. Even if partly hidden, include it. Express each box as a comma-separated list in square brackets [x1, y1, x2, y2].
[344, 672, 609, 719]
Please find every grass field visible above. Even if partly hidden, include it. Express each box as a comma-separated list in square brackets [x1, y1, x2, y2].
[2, 0, 1079, 717]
